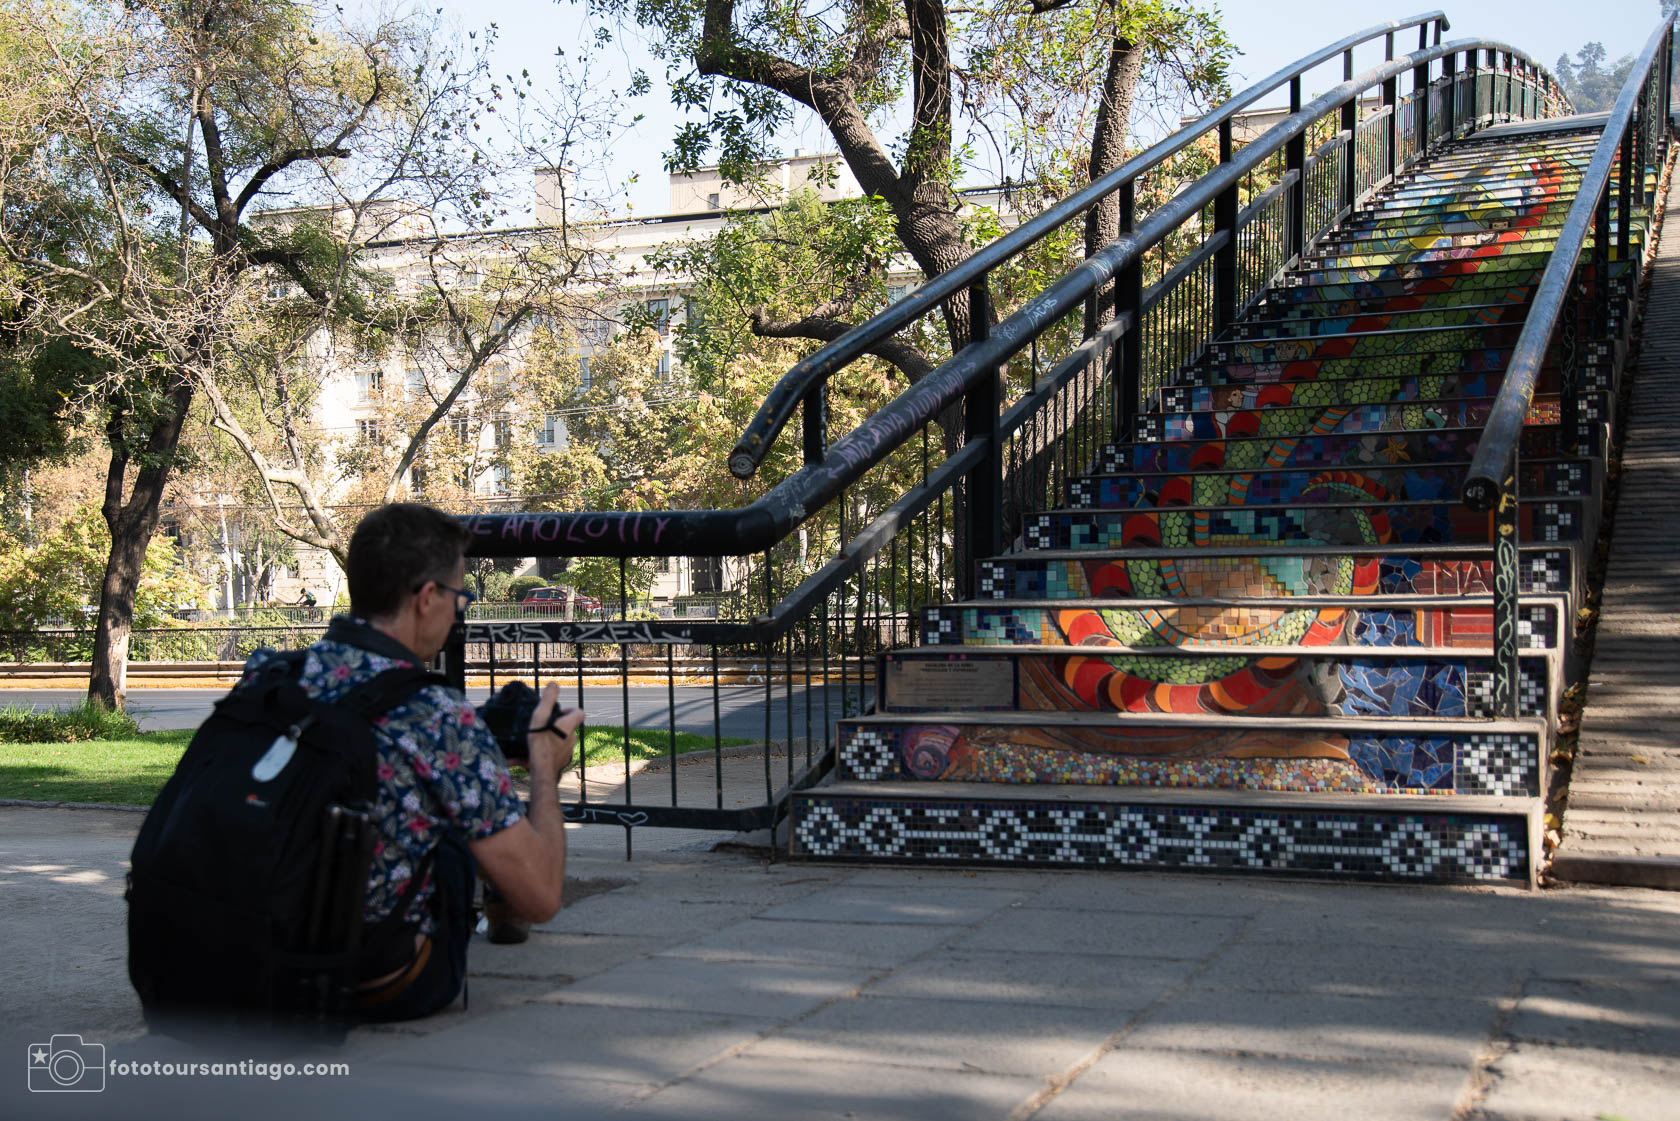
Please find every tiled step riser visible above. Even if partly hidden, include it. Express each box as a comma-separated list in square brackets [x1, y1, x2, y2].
[1323, 217, 1638, 250]
[876, 649, 1555, 721]
[1208, 324, 1525, 364]
[1136, 394, 1602, 445]
[833, 721, 1546, 799]
[1230, 307, 1528, 340]
[1022, 499, 1591, 552]
[791, 790, 1537, 884]
[1066, 460, 1592, 510]
[1286, 250, 1639, 286]
[1259, 261, 1629, 305]
[976, 548, 1577, 602]
[1156, 369, 1569, 410]
[921, 601, 1564, 651]
[1101, 424, 1576, 473]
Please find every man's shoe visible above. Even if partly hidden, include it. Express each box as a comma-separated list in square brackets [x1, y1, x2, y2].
[481, 885, 530, 945]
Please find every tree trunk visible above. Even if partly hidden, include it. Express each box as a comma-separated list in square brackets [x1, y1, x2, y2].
[88, 379, 193, 711]
[1084, 26, 1146, 335]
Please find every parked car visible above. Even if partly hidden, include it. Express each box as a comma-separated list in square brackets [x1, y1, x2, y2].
[519, 586, 602, 615]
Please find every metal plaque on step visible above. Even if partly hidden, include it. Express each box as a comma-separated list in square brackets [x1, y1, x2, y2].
[885, 655, 1017, 712]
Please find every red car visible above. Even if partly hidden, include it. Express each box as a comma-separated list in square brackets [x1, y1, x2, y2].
[520, 586, 602, 614]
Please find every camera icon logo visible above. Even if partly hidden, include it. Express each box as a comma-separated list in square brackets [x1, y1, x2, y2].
[27, 1034, 105, 1093]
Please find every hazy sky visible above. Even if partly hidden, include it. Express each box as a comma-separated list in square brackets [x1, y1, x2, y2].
[389, 0, 1668, 215]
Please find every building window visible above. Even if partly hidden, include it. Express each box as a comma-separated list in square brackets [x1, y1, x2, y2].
[405, 368, 425, 400]
[885, 285, 908, 304]
[690, 556, 725, 594]
[706, 192, 720, 210]
[653, 556, 670, 574]
[683, 297, 702, 330]
[582, 316, 612, 350]
[538, 414, 562, 447]
[356, 418, 383, 443]
[646, 298, 670, 336]
[450, 412, 473, 442]
[578, 356, 593, 392]
[410, 462, 428, 493]
[489, 364, 512, 390]
[494, 413, 512, 447]
[656, 349, 672, 381]
[489, 464, 510, 495]
[353, 369, 384, 403]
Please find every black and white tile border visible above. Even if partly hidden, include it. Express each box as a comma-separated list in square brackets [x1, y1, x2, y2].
[793, 796, 1530, 882]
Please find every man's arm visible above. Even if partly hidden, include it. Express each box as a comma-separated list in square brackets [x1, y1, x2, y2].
[468, 682, 583, 922]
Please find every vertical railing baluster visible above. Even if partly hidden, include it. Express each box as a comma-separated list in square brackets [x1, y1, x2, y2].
[1118, 180, 1142, 439]
[964, 281, 1002, 582]
[1494, 450, 1521, 720]
[1214, 118, 1238, 331]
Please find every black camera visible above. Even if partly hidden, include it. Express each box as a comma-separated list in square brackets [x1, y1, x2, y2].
[475, 681, 574, 762]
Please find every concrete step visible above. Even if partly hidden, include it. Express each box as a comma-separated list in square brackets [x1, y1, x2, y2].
[1205, 322, 1525, 364]
[1155, 369, 1567, 412]
[1133, 393, 1596, 446]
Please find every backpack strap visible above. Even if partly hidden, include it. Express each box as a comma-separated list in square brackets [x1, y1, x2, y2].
[335, 665, 450, 722]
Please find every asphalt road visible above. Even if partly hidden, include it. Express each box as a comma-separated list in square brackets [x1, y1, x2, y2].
[0, 683, 869, 742]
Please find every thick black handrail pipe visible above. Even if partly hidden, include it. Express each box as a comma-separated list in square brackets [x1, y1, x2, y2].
[724, 11, 1453, 481]
[1461, 15, 1675, 510]
[464, 35, 1557, 563]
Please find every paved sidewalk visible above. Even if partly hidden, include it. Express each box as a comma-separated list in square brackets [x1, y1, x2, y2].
[1554, 167, 1680, 888]
[3, 806, 1678, 1121]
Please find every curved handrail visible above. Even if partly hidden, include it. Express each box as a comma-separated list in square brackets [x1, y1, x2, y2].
[1462, 15, 1675, 509]
[465, 34, 1560, 560]
[724, 11, 1457, 480]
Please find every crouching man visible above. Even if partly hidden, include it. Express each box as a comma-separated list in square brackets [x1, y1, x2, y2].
[258, 502, 582, 1021]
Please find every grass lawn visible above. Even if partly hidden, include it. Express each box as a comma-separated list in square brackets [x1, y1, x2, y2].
[0, 726, 754, 807]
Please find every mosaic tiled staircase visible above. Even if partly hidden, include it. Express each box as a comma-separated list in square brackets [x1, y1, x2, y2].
[791, 123, 1647, 885]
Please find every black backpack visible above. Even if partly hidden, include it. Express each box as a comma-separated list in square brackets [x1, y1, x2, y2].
[126, 651, 445, 1035]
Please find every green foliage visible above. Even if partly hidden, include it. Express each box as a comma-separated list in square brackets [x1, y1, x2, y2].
[507, 574, 551, 601]
[0, 504, 205, 635]
[0, 700, 142, 744]
[1554, 42, 1636, 113]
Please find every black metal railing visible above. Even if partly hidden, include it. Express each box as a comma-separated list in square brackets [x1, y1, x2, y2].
[451, 14, 1573, 848]
[1464, 15, 1675, 717]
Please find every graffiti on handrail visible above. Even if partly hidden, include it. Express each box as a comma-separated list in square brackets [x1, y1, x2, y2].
[563, 806, 650, 828]
[466, 511, 673, 548]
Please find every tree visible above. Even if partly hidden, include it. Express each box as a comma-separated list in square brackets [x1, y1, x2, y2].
[0, 1, 617, 707]
[1553, 42, 1636, 113]
[590, 0, 1232, 370]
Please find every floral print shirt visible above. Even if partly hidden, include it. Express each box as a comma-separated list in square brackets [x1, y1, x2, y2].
[241, 616, 523, 933]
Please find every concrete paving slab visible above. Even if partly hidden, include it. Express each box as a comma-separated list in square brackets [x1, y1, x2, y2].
[1507, 977, 1680, 1054]
[349, 1000, 777, 1083]
[743, 993, 1128, 1076]
[1036, 1049, 1474, 1121]
[533, 893, 762, 937]
[861, 948, 1197, 1012]
[1473, 1042, 1680, 1121]
[621, 1052, 1044, 1121]
[951, 906, 1243, 959]
[1125, 990, 1499, 1066]
[540, 957, 872, 1018]
[1026, 872, 1287, 916]
[754, 883, 1031, 925]
[1188, 936, 1528, 999]
[655, 917, 965, 967]
[468, 931, 673, 983]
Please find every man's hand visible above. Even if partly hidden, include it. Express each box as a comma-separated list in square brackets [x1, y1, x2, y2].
[526, 681, 584, 785]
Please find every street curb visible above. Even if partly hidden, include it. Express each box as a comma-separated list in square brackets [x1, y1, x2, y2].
[0, 798, 147, 813]
[1549, 851, 1680, 891]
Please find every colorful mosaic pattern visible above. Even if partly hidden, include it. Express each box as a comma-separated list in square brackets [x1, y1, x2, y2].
[976, 550, 1573, 600]
[921, 603, 1560, 651]
[1066, 461, 1589, 509]
[792, 795, 1531, 882]
[1022, 500, 1583, 551]
[835, 723, 1542, 798]
[879, 652, 1551, 720]
[1104, 426, 1567, 473]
